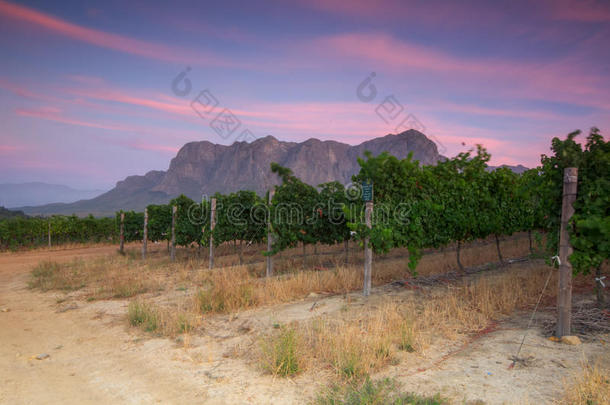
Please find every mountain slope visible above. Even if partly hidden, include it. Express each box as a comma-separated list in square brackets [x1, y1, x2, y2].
[20, 130, 443, 216]
[0, 182, 105, 208]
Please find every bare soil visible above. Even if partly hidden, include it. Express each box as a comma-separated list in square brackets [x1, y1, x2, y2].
[1, 246, 608, 404]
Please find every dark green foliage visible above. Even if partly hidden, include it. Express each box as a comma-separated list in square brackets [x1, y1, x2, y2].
[116, 211, 144, 242]
[270, 163, 320, 253]
[169, 194, 204, 247]
[146, 203, 172, 242]
[0, 214, 115, 250]
[208, 190, 265, 261]
[315, 181, 351, 246]
[565, 129, 609, 277]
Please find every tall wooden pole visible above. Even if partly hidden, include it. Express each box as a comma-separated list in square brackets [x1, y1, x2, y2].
[142, 208, 148, 259]
[119, 212, 125, 254]
[363, 201, 373, 296]
[266, 190, 275, 277]
[47, 219, 51, 248]
[557, 167, 578, 338]
[170, 205, 177, 261]
[209, 198, 216, 269]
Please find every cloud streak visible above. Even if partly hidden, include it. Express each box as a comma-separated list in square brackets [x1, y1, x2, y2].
[0, 0, 235, 67]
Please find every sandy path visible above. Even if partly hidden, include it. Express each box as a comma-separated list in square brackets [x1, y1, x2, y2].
[1, 247, 607, 404]
[0, 247, 318, 404]
[0, 247, 209, 404]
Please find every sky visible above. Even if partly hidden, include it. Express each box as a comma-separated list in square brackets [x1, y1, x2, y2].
[0, 0, 608, 190]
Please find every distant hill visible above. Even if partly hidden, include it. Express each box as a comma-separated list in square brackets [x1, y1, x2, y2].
[20, 130, 529, 217]
[22, 130, 442, 216]
[487, 164, 529, 174]
[0, 206, 26, 220]
[0, 182, 105, 208]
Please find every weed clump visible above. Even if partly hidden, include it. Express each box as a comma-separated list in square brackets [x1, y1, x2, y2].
[127, 301, 158, 332]
[261, 326, 302, 377]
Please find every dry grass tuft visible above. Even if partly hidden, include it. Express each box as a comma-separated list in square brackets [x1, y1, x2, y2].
[559, 363, 610, 404]
[128, 300, 199, 336]
[259, 325, 303, 377]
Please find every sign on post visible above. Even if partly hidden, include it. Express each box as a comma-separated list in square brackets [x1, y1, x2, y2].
[362, 182, 373, 202]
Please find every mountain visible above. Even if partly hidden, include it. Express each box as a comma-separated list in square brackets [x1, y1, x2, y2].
[0, 206, 26, 220]
[0, 182, 106, 208]
[21, 130, 442, 216]
[153, 130, 440, 199]
[22, 130, 530, 217]
[487, 164, 529, 174]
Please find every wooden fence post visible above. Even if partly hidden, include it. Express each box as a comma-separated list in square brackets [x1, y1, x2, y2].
[170, 205, 177, 261]
[557, 167, 578, 337]
[344, 239, 349, 266]
[142, 207, 148, 259]
[363, 201, 373, 296]
[266, 190, 275, 277]
[209, 198, 216, 269]
[119, 212, 125, 254]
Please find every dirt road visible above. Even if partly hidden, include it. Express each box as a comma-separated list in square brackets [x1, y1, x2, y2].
[1, 247, 607, 404]
[0, 247, 212, 404]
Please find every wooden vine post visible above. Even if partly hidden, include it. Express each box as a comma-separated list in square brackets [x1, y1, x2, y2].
[142, 207, 148, 259]
[557, 167, 578, 338]
[119, 212, 125, 254]
[363, 182, 373, 296]
[170, 205, 177, 261]
[47, 219, 51, 248]
[209, 198, 216, 269]
[266, 190, 275, 277]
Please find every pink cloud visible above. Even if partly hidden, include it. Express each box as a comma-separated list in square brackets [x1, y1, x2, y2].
[65, 88, 192, 117]
[311, 32, 609, 111]
[549, 0, 610, 22]
[428, 101, 562, 121]
[124, 142, 180, 154]
[0, 78, 61, 102]
[0, 0, 235, 67]
[0, 144, 19, 154]
[15, 106, 132, 131]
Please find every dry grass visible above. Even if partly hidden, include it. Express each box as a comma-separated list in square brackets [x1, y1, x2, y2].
[193, 261, 416, 314]
[28, 234, 532, 304]
[558, 362, 610, 404]
[258, 264, 558, 380]
[191, 234, 532, 315]
[28, 254, 194, 300]
[127, 299, 199, 336]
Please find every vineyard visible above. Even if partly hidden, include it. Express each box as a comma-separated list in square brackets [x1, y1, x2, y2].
[2, 128, 608, 405]
[1, 129, 607, 283]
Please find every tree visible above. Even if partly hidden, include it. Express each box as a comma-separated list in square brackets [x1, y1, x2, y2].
[212, 190, 266, 264]
[270, 163, 319, 259]
[169, 195, 203, 248]
[568, 128, 609, 305]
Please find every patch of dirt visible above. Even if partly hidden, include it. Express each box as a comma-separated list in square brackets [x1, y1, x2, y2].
[1, 247, 608, 404]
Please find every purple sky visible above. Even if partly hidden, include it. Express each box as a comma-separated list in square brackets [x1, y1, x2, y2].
[0, 0, 608, 190]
